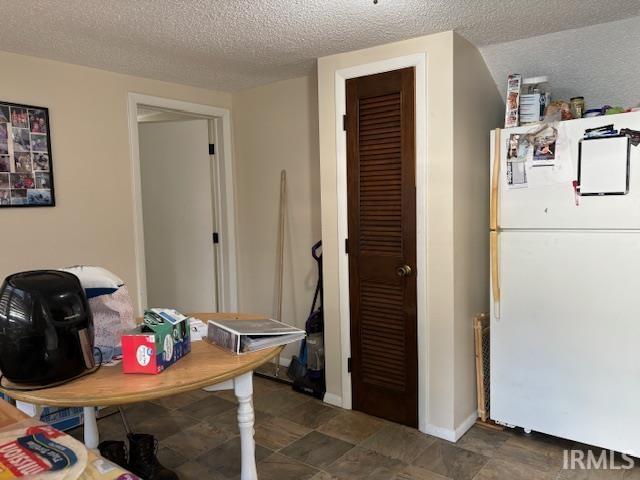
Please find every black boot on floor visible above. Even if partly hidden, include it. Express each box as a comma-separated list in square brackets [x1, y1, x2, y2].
[98, 440, 128, 469]
[127, 433, 178, 480]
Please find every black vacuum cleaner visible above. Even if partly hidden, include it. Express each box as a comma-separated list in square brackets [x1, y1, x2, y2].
[288, 240, 326, 399]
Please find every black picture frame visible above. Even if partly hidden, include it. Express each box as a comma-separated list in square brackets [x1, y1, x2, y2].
[577, 135, 630, 196]
[0, 101, 55, 207]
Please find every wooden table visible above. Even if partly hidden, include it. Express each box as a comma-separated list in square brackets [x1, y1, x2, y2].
[1, 313, 283, 480]
[0, 398, 28, 427]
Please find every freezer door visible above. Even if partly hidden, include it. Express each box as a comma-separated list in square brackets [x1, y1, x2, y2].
[491, 112, 640, 229]
[490, 231, 640, 454]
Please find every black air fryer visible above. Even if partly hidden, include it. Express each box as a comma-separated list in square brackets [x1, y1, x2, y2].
[0, 270, 95, 386]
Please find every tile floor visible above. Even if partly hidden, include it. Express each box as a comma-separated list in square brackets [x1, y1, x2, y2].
[69, 376, 640, 480]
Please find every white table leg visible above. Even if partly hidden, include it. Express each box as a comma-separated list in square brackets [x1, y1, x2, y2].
[83, 406, 99, 449]
[234, 371, 257, 480]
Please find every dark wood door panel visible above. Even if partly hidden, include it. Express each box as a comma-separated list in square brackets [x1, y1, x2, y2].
[346, 67, 418, 428]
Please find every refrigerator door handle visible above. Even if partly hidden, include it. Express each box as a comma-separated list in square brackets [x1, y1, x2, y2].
[490, 128, 501, 231]
[490, 230, 500, 319]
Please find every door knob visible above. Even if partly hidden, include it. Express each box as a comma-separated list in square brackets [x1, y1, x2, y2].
[396, 265, 412, 277]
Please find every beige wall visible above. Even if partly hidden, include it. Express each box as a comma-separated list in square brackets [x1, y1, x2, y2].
[452, 35, 504, 426]
[317, 31, 500, 436]
[232, 75, 322, 360]
[318, 31, 456, 430]
[0, 51, 231, 311]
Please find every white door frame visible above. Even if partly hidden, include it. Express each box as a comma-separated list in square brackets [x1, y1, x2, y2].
[127, 93, 239, 314]
[334, 53, 428, 432]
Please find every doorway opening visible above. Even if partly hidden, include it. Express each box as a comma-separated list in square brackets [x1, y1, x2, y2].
[128, 94, 238, 314]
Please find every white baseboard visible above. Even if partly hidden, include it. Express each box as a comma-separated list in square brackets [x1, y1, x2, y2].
[423, 411, 478, 442]
[454, 411, 478, 441]
[323, 392, 343, 408]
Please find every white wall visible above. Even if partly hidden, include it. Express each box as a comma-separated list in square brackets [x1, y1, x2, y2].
[452, 35, 504, 427]
[318, 32, 456, 430]
[318, 31, 500, 439]
[480, 17, 640, 109]
[0, 51, 231, 312]
[139, 119, 217, 313]
[232, 76, 322, 361]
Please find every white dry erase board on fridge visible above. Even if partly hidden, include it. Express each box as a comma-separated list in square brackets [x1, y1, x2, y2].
[577, 135, 631, 196]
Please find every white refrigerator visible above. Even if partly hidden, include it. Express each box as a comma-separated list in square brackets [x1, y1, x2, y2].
[489, 111, 640, 455]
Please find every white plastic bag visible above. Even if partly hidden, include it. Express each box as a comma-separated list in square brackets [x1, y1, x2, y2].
[59, 266, 135, 363]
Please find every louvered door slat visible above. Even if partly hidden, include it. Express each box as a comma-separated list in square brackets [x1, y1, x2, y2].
[358, 86, 402, 266]
[346, 67, 417, 427]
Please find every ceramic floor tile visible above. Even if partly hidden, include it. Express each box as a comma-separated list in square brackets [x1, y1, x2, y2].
[212, 388, 237, 403]
[393, 464, 452, 480]
[95, 413, 128, 442]
[67, 428, 83, 442]
[310, 471, 336, 480]
[150, 390, 205, 410]
[187, 388, 213, 400]
[207, 407, 271, 436]
[474, 458, 555, 480]
[253, 387, 312, 416]
[531, 431, 575, 450]
[281, 399, 341, 429]
[65, 377, 594, 479]
[325, 446, 403, 480]
[623, 465, 640, 479]
[280, 431, 354, 469]
[179, 394, 237, 420]
[195, 437, 272, 479]
[174, 460, 227, 480]
[412, 439, 488, 480]
[256, 452, 319, 480]
[97, 428, 127, 444]
[360, 424, 436, 463]
[454, 425, 510, 458]
[569, 442, 635, 472]
[254, 415, 312, 450]
[253, 375, 289, 394]
[317, 411, 386, 444]
[122, 401, 170, 425]
[161, 420, 234, 459]
[557, 466, 626, 479]
[494, 433, 566, 474]
[156, 445, 188, 470]
[132, 410, 200, 441]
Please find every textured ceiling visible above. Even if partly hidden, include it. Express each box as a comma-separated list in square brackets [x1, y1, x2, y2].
[480, 17, 640, 109]
[0, 1, 638, 91]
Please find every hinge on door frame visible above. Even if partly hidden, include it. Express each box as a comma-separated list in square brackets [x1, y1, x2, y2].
[208, 144, 215, 155]
[212, 232, 219, 244]
[344, 238, 349, 254]
[343, 114, 347, 131]
[347, 357, 352, 373]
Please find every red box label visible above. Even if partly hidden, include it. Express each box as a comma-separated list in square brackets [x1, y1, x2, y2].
[122, 335, 157, 374]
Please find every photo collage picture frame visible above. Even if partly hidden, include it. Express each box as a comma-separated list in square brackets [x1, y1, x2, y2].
[0, 101, 55, 207]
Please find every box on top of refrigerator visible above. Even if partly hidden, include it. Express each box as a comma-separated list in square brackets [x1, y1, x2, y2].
[122, 309, 191, 374]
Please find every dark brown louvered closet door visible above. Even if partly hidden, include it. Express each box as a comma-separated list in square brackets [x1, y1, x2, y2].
[346, 67, 417, 427]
